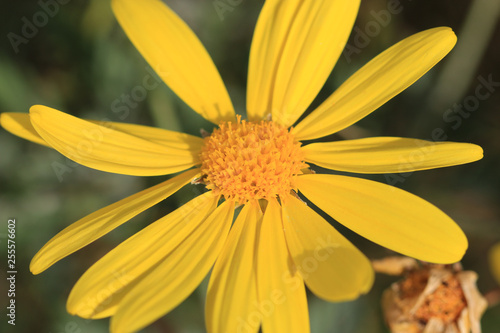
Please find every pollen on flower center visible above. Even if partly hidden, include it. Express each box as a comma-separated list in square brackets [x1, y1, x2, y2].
[199, 117, 307, 204]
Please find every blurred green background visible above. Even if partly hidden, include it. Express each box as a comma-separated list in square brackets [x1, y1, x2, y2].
[1, 0, 499, 332]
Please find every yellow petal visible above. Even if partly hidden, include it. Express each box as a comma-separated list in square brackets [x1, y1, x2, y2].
[281, 195, 373, 301]
[206, 201, 262, 333]
[84, 282, 138, 320]
[0, 112, 204, 151]
[247, 0, 359, 125]
[111, 200, 235, 333]
[302, 137, 483, 174]
[490, 242, 500, 285]
[257, 199, 310, 333]
[107, 121, 203, 150]
[294, 27, 457, 140]
[112, 0, 234, 124]
[31, 169, 200, 275]
[30, 105, 199, 176]
[297, 174, 467, 264]
[67, 191, 217, 319]
[0, 112, 49, 147]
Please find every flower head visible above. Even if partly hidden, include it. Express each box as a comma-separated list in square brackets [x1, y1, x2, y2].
[0, 0, 483, 332]
[200, 116, 307, 203]
[376, 257, 488, 333]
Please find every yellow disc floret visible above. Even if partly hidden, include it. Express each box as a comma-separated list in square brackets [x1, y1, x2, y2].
[200, 117, 307, 204]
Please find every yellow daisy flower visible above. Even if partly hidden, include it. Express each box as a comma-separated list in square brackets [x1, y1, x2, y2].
[1, 0, 484, 332]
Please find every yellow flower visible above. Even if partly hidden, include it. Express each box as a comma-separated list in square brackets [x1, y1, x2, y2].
[0, 0, 483, 332]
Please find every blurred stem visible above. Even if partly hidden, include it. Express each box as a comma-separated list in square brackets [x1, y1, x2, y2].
[427, 0, 500, 114]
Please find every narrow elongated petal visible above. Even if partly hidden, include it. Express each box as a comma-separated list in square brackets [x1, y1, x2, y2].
[294, 27, 457, 140]
[0, 112, 49, 147]
[30, 105, 199, 176]
[247, 0, 359, 125]
[31, 169, 200, 275]
[0, 112, 204, 151]
[67, 192, 217, 319]
[302, 137, 483, 174]
[257, 199, 310, 333]
[282, 195, 373, 301]
[297, 174, 467, 263]
[112, 0, 234, 124]
[206, 202, 262, 333]
[111, 200, 235, 333]
[108, 121, 203, 150]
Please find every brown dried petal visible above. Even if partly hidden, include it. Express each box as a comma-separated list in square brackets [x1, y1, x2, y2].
[382, 264, 487, 333]
[373, 256, 419, 276]
[456, 272, 488, 333]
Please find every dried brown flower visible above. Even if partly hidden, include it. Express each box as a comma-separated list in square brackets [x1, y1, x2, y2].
[375, 257, 488, 333]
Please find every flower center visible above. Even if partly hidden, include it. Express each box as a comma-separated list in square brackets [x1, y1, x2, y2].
[200, 117, 306, 204]
[400, 270, 467, 324]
